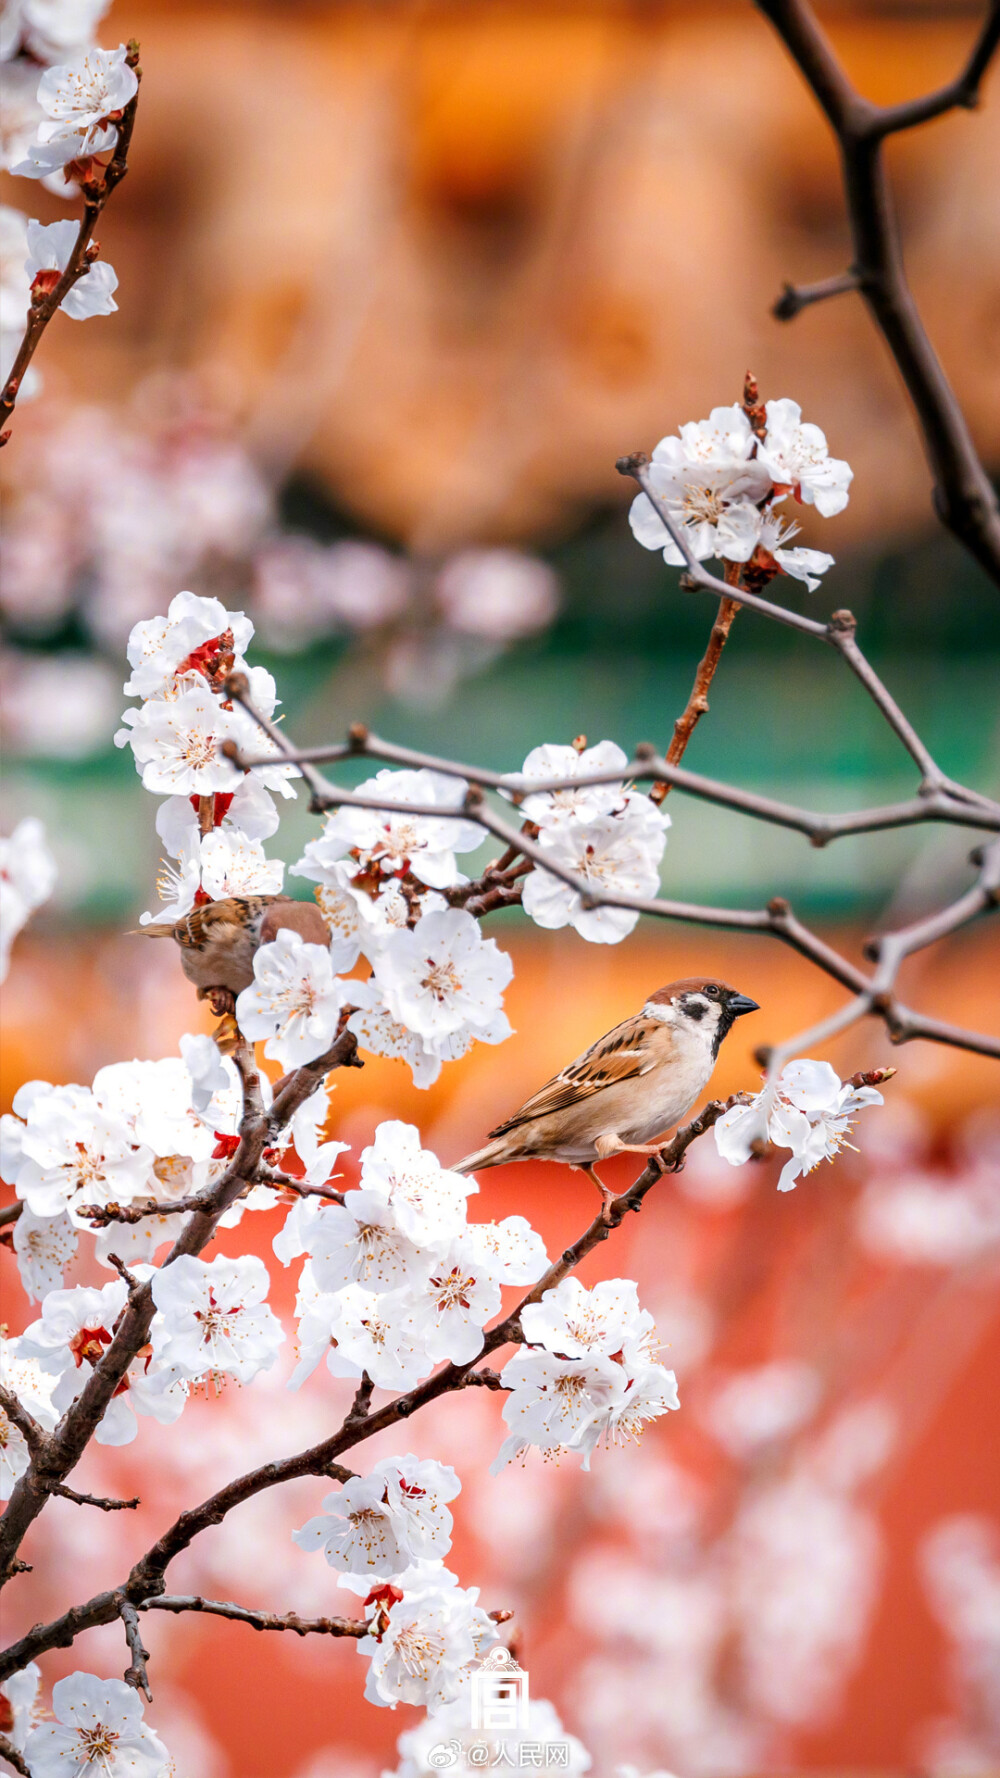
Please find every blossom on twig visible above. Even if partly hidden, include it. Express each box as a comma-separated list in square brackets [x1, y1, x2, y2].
[149, 1253, 284, 1389]
[25, 218, 117, 317]
[298, 767, 484, 892]
[522, 807, 666, 944]
[23, 1672, 169, 1778]
[12, 44, 137, 180]
[714, 1059, 884, 1192]
[360, 1576, 497, 1711]
[235, 927, 353, 1070]
[369, 906, 513, 1044]
[17, 1279, 188, 1445]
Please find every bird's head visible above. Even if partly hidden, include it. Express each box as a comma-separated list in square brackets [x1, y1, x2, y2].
[644, 978, 760, 1056]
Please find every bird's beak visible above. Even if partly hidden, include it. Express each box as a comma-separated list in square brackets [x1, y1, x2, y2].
[728, 994, 760, 1016]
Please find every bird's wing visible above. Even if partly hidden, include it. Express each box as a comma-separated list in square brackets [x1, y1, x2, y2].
[260, 898, 331, 947]
[487, 1017, 664, 1138]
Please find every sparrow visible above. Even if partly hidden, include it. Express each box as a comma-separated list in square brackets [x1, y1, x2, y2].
[132, 895, 330, 1009]
[455, 978, 759, 1217]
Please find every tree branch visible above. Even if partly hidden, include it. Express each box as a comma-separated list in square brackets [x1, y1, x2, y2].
[0, 43, 142, 445]
[116, 1592, 152, 1700]
[757, 0, 1000, 585]
[139, 1595, 365, 1637]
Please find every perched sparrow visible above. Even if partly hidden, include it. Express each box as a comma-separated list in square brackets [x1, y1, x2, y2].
[456, 978, 759, 1216]
[133, 895, 330, 1007]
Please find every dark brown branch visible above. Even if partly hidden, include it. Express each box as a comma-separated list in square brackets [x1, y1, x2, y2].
[652, 588, 741, 804]
[0, 1204, 21, 1230]
[0, 1735, 30, 1777]
[139, 1595, 365, 1637]
[757, 0, 1000, 586]
[0, 43, 142, 445]
[0, 1029, 362, 1587]
[773, 271, 860, 319]
[0, 1389, 46, 1462]
[50, 1484, 140, 1511]
[116, 1592, 152, 1700]
[0, 1100, 737, 1678]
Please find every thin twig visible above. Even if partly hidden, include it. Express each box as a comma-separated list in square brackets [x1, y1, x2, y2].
[757, 0, 1000, 585]
[116, 1592, 152, 1700]
[0, 1734, 30, 1777]
[139, 1595, 365, 1637]
[0, 43, 142, 444]
[49, 1484, 140, 1511]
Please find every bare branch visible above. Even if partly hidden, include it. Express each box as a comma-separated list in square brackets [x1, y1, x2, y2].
[49, 1484, 140, 1512]
[756, 0, 1000, 584]
[0, 1388, 46, 1463]
[116, 1592, 152, 1700]
[0, 1734, 30, 1777]
[0, 43, 142, 445]
[139, 1595, 365, 1637]
[773, 271, 860, 319]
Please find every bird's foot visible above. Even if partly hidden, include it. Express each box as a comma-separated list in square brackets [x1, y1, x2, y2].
[581, 1165, 619, 1225]
[206, 987, 236, 1018]
[212, 1011, 240, 1054]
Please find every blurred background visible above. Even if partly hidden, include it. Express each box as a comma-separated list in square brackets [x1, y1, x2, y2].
[1, 0, 999, 1773]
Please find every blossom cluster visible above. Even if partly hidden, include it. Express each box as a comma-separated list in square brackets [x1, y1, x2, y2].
[276, 1119, 548, 1390]
[1, 34, 136, 384]
[489, 1276, 679, 1472]
[714, 1059, 884, 1192]
[629, 398, 851, 593]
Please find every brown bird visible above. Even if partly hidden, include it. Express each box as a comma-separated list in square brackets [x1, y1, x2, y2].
[455, 978, 759, 1217]
[133, 895, 331, 1007]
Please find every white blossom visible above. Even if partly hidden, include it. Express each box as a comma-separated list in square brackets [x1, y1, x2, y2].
[299, 768, 484, 892]
[715, 1059, 883, 1191]
[490, 1348, 629, 1473]
[17, 1280, 187, 1445]
[0, 815, 57, 981]
[305, 1191, 433, 1297]
[521, 1277, 656, 1362]
[12, 1204, 77, 1300]
[92, 1055, 215, 1163]
[25, 217, 117, 317]
[150, 1253, 284, 1388]
[123, 589, 254, 700]
[285, 1260, 341, 1389]
[23, 1671, 169, 1778]
[322, 1283, 429, 1392]
[757, 397, 853, 517]
[357, 1122, 476, 1250]
[509, 739, 648, 831]
[578, 1362, 680, 1467]
[0, 1408, 29, 1498]
[465, 1216, 549, 1285]
[11, 1082, 154, 1221]
[361, 1578, 495, 1711]
[0, 1659, 41, 1754]
[235, 927, 353, 1070]
[293, 853, 442, 972]
[179, 1032, 231, 1119]
[0, 1333, 58, 1429]
[293, 1456, 460, 1579]
[294, 1473, 410, 1577]
[140, 826, 284, 924]
[753, 510, 835, 592]
[13, 45, 138, 181]
[521, 808, 666, 944]
[347, 979, 483, 1090]
[1, 0, 110, 66]
[628, 406, 770, 566]
[396, 1229, 506, 1365]
[370, 907, 512, 1045]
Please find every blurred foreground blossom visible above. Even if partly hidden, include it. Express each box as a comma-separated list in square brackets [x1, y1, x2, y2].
[435, 548, 559, 639]
[1, 649, 118, 757]
[0, 814, 57, 979]
[1, 0, 110, 67]
[918, 1515, 1000, 1775]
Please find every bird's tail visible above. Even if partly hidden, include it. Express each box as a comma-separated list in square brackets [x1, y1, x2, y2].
[126, 924, 175, 938]
[454, 1136, 521, 1175]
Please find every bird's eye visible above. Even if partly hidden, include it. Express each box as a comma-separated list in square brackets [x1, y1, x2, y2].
[705, 984, 720, 999]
